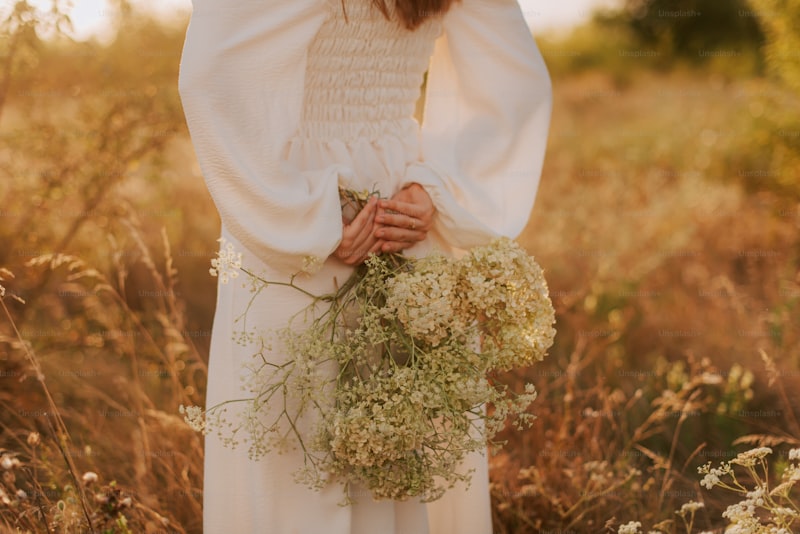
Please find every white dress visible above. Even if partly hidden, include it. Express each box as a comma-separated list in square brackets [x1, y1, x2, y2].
[178, 0, 551, 532]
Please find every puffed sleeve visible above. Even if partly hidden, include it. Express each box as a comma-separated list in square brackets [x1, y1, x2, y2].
[178, 0, 351, 274]
[401, 0, 553, 249]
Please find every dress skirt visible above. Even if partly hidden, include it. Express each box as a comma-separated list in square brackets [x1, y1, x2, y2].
[202, 120, 493, 534]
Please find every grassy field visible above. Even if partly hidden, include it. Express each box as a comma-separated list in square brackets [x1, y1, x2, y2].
[0, 5, 798, 534]
[493, 67, 800, 532]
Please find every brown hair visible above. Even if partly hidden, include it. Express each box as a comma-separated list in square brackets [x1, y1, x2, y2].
[341, 0, 461, 31]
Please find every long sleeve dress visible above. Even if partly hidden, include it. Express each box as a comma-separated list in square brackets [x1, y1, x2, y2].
[177, 0, 552, 532]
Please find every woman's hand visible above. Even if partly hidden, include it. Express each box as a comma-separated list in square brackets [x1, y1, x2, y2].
[374, 183, 436, 253]
[333, 196, 385, 265]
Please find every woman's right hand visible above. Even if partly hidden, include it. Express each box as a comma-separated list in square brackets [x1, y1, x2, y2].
[333, 195, 385, 265]
[374, 183, 435, 253]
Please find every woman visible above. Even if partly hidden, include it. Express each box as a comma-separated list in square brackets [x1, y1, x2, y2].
[178, 0, 552, 532]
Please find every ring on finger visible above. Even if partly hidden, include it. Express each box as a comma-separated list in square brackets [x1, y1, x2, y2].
[409, 218, 416, 230]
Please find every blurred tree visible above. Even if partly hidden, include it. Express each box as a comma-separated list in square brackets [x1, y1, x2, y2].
[743, 0, 800, 200]
[748, 0, 800, 103]
[0, 0, 71, 124]
[617, 0, 765, 65]
[0, 2, 187, 301]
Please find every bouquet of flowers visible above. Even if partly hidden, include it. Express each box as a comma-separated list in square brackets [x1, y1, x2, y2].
[181, 189, 556, 503]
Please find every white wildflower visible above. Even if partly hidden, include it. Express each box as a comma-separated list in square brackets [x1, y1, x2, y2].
[698, 461, 731, 490]
[302, 255, 323, 274]
[27, 432, 40, 446]
[731, 447, 772, 467]
[179, 404, 209, 434]
[618, 521, 642, 534]
[699, 372, 723, 384]
[700, 472, 719, 489]
[772, 507, 799, 520]
[209, 237, 242, 284]
[0, 455, 20, 470]
[82, 471, 98, 485]
[678, 500, 705, 515]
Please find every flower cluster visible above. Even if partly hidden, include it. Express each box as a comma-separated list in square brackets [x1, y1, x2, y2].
[703, 447, 800, 533]
[209, 237, 242, 284]
[621, 446, 800, 533]
[459, 241, 556, 370]
[182, 195, 556, 503]
[178, 405, 207, 434]
[383, 254, 465, 347]
[618, 521, 642, 534]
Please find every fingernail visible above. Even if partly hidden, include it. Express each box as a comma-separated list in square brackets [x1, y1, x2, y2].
[376, 230, 384, 237]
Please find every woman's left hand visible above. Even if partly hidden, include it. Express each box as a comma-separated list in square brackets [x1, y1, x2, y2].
[374, 183, 436, 253]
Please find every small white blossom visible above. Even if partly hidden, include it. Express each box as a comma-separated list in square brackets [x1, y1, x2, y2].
[701, 472, 720, 489]
[302, 255, 323, 274]
[698, 460, 731, 490]
[618, 521, 642, 534]
[209, 237, 242, 284]
[0, 455, 20, 470]
[27, 432, 40, 446]
[731, 446, 772, 467]
[179, 404, 208, 434]
[678, 500, 705, 515]
[82, 471, 98, 485]
[772, 506, 798, 519]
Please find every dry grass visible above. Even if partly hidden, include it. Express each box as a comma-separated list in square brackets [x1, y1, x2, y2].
[494, 69, 800, 532]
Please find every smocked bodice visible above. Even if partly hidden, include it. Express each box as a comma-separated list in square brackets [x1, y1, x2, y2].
[298, 0, 443, 140]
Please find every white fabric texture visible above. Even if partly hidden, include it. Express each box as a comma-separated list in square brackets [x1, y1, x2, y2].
[178, 0, 551, 532]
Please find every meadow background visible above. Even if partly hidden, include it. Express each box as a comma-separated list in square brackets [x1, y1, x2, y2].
[0, 0, 799, 532]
